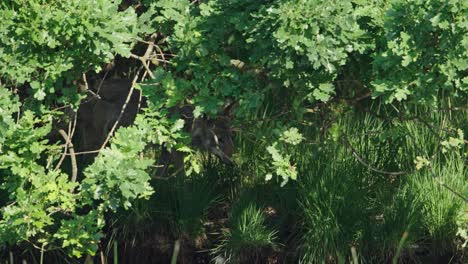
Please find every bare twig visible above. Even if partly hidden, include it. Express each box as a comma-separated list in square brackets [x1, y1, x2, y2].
[136, 85, 144, 113]
[68, 149, 101, 156]
[433, 106, 468, 112]
[148, 55, 173, 64]
[70, 109, 78, 138]
[130, 33, 158, 79]
[79, 73, 101, 99]
[154, 43, 169, 66]
[58, 129, 78, 182]
[51, 104, 72, 111]
[98, 70, 141, 151]
[82, 73, 89, 91]
[55, 111, 78, 170]
[100, 250, 106, 264]
[93, 35, 157, 152]
[394, 117, 468, 203]
[141, 58, 153, 82]
[151, 157, 185, 180]
[96, 70, 110, 95]
[416, 116, 468, 144]
[54, 120, 71, 171]
[135, 59, 151, 112]
[87, 89, 101, 99]
[170, 239, 181, 264]
[65, 36, 160, 157]
[342, 136, 407, 176]
[429, 168, 468, 203]
[130, 53, 155, 79]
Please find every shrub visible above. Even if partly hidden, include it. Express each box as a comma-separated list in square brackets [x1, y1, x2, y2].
[0, 0, 139, 100]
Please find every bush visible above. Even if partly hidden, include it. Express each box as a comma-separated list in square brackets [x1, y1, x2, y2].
[0, 0, 140, 100]
[0, 0, 155, 257]
[1, 0, 466, 261]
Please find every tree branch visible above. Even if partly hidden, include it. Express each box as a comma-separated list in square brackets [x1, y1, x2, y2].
[130, 33, 158, 79]
[96, 35, 157, 152]
[342, 136, 407, 176]
[98, 71, 140, 151]
[55, 113, 77, 171]
[58, 129, 78, 182]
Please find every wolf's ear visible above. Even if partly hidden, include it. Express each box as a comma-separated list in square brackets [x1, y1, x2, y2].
[221, 99, 237, 117]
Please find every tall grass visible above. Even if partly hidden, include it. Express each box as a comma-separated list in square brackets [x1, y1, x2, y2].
[291, 110, 466, 263]
[296, 115, 385, 263]
[212, 203, 278, 263]
[105, 104, 466, 263]
[408, 154, 466, 253]
[105, 161, 226, 262]
[134, 169, 225, 250]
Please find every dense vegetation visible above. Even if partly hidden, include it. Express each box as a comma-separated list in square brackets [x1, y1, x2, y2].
[0, 0, 466, 263]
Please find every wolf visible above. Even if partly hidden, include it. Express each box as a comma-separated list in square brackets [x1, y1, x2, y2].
[73, 78, 235, 176]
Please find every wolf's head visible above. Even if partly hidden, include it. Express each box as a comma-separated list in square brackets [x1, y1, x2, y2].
[191, 115, 234, 165]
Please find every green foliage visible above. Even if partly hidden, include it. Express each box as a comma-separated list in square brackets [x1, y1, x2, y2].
[141, 1, 264, 115]
[0, 88, 20, 152]
[0, 0, 139, 99]
[53, 211, 104, 258]
[0, 0, 467, 261]
[265, 127, 304, 186]
[81, 118, 154, 211]
[374, 185, 420, 261]
[144, 0, 466, 114]
[0, 0, 158, 257]
[440, 129, 465, 153]
[247, 0, 370, 103]
[0, 106, 80, 250]
[144, 0, 373, 116]
[372, 0, 468, 103]
[0, 108, 154, 257]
